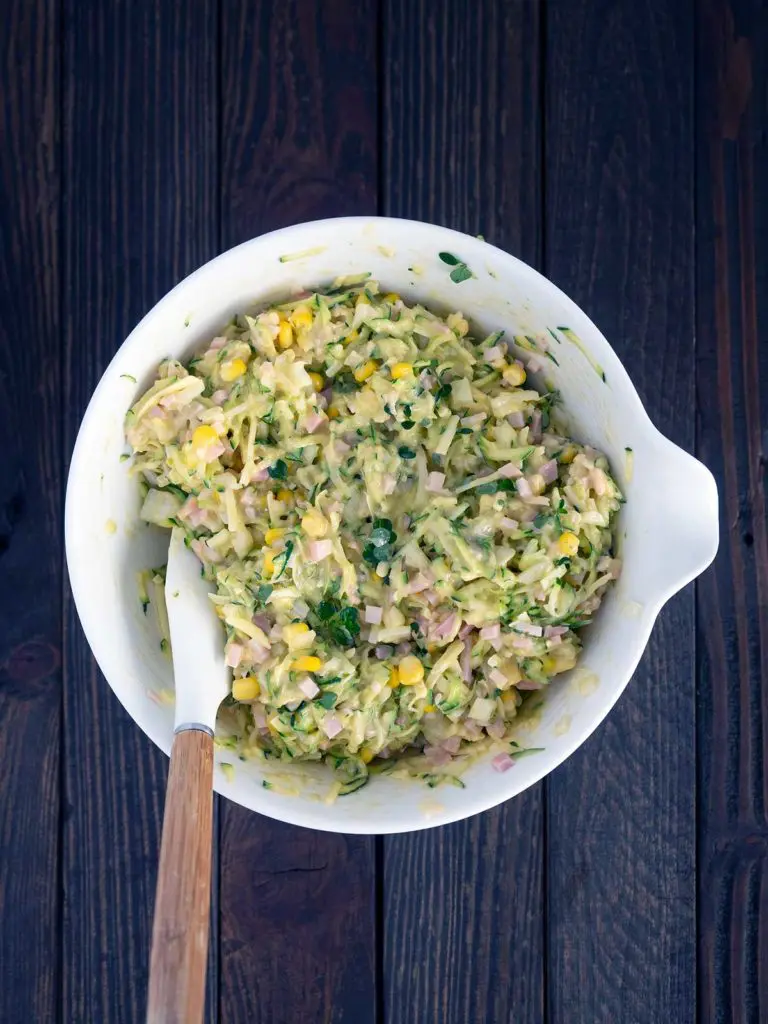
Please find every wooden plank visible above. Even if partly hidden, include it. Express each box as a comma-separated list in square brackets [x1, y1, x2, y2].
[217, 3, 378, 1023]
[380, 3, 544, 1023]
[0, 3, 61, 1022]
[696, 1, 768, 1021]
[61, 3, 219, 1021]
[544, 3, 696, 1023]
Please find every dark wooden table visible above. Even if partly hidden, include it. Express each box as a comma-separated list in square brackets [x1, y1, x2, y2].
[1, 1, 766, 1021]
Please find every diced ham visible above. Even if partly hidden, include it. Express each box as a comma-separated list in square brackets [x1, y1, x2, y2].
[492, 753, 515, 772]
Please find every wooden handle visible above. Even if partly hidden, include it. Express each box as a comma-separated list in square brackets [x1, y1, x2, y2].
[147, 729, 214, 1024]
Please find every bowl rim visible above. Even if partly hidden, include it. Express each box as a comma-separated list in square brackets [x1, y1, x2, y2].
[65, 215, 719, 833]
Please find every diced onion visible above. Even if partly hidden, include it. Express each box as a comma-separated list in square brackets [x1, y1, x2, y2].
[308, 539, 333, 561]
[364, 605, 383, 624]
[540, 459, 558, 483]
[322, 716, 342, 739]
[298, 677, 320, 699]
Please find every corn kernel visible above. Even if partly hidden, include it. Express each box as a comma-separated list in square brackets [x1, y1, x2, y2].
[388, 667, 400, 689]
[277, 319, 294, 349]
[360, 747, 375, 764]
[344, 329, 359, 344]
[265, 527, 285, 545]
[263, 550, 275, 575]
[390, 362, 413, 380]
[503, 363, 527, 387]
[232, 677, 260, 701]
[220, 357, 247, 382]
[301, 508, 327, 538]
[541, 656, 557, 674]
[504, 659, 522, 686]
[397, 655, 424, 686]
[308, 371, 324, 392]
[292, 655, 322, 673]
[354, 360, 377, 383]
[560, 445, 577, 464]
[283, 622, 310, 647]
[191, 424, 218, 451]
[423, 704, 437, 713]
[383, 292, 400, 304]
[276, 488, 293, 503]
[558, 531, 579, 557]
[290, 307, 313, 329]
[327, 405, 340, 420]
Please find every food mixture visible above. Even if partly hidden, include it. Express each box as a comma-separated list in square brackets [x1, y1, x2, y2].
[126, 274, 622, 795]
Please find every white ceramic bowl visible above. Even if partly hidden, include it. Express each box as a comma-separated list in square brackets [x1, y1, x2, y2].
[65, 217, 719, 834]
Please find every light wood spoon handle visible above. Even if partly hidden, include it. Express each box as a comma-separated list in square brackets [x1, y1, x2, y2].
[147, 728, 214, 1024]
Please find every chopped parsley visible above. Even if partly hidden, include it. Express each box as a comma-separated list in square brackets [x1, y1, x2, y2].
[438, 251, 473, 284]
[363, 517, 397, 568]
[310, 599, 361, 648]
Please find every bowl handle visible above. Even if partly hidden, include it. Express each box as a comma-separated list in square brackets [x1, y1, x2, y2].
[647, 437, 720, 599]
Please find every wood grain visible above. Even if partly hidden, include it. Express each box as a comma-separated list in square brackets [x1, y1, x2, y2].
[61, 3, 219, 1022]
[220, 0, 378, 237]
[0, 2, 61, 1022]
[545, 3, 697, 1022]
[218, 3, 379, 1023]
[696, 1, 768, 1021]
[148, 730, 215, 1024]
[380, 3, 545, 1022]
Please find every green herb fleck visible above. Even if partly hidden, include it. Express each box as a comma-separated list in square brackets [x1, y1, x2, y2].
[439, 251, 473, 283]
[363, 517, 397, 568]
[476, 478, 517, 496]
[509, 743, 545, 760]
[310, 599, 361, 648]
[519, 447, 535, 471]
[450, 264, 473, 284]
[332, 369, 361, 393]
[434, 379, 452, 404]
[272, 540, 294, 580]
[254, 583, 273, 605]
[268, 458, 288, 480]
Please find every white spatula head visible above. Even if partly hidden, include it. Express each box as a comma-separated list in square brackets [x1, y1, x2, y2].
[165, 527, 230, 733]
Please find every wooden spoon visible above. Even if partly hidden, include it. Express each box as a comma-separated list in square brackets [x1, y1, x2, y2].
[146, 527, 230, 1024]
